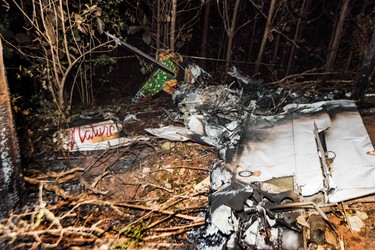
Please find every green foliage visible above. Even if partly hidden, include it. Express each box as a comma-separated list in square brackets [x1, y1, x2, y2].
[32, 210, 45, 229]
[138, 57, 155, 75]
[95, 0, 130, 34]
[10, 93, 32, 116]
[16, 66, 33, 80]
[124, 225, 144, 246]
[5, 0, 134, 115]
[92, 54, 117, 87]
[73, 4, 103, 35]
[113, 224, 145, 249]
[94, 54, 118, 65]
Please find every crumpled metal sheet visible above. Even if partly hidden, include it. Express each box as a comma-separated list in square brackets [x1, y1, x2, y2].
[231, 99, 375, 202]
[204, 163, 303, 249]
[145, 126, 191, 141]
[172, 84, 246, 154]
[147, 96, 375, 202]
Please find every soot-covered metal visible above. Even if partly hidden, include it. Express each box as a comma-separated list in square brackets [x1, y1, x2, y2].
[144, 67, 375, 248]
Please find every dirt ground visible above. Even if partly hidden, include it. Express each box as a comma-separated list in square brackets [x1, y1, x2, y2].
[343, 111, 375, 250]
[2, 94, 375, 249]
[1, 96, 219, 249]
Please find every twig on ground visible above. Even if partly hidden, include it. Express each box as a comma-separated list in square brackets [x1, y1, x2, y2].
[82, 148, 112, 174]
[150, 221, 205, 232]
[341, 202, 354, 236]
[116, 180, 173, 193]
[24, 167, 84, 183]
[24, 177, 72, 199]
[148, 166, 209, 174]
[145, 215, 174, 230]
[60, 199, 127, 219]
[114, 202, 204, 223]
[165, 166, 210, 171]
[79, 176, 109, 195]
[142, 227, 191, 241]
[90, 171, 110, 189]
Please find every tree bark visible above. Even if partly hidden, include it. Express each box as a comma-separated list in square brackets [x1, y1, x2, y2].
[156, 0, 161, 51]
[0, 38, 25, 218]
[351, 29, 375, 100]
[170, 0, 177, 51]
[325, 0, 350, 71]
[248, 17, 258, 61]
[224, 0, 240, 72]
[200, 0, 211, 59]
[286, 0, 307, 75]
[271, 32, 280, 65]
[254, 0, 276, 74]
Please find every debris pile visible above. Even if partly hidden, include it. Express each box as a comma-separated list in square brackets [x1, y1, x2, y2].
[3, 61, 375, 249]
[150, 66, 375, 248]
[203, 162, 304, 249]
[50, 63, 375, 249]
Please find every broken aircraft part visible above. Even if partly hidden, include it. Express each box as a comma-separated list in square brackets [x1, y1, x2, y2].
[174, 93, 370, 248]
[232, 99, 375, 203]
[228, 66, 263, 86]
[104, 32, 175, 76]
[204, 166, 304, 249]
[54, 120, 149, 151]
[153, 83, 375, 203]
[131, 51, 179, 103]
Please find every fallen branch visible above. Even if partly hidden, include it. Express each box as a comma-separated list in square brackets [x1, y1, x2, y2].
[163, 166, 210, 171]
[24, 177, 72, 199]
[145, 215, 173, 230]
[281, 79, 353, 88]
[115, 202, 204, 223]
[150, 221, 205, 232]
[116, 180, 173, 193]
[60, 199, 127, 219]
[79, 176, 109, 195]
[90, 171, 110, 189]
[267, 69, 349, 86]
[142, 242, 197, 248]
[82, 149, 113, 174]
[55, 167, 84, 184]
[0, 226, 104, 248]
[26, 167, 84, 180]
[142, 227, 189, 241]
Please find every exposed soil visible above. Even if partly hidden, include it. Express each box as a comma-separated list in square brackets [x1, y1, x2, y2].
[2, 92, 375, 249]
[343, 108, 375, 250]
[1, 96, 219, 249]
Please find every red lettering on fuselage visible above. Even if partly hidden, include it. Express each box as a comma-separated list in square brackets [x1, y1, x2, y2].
[69, 124, 116, 150]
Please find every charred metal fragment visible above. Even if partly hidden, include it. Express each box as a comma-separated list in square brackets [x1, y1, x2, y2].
[309, 214, 326, 245]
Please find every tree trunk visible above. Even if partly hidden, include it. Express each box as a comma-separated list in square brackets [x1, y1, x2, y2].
[200, 0, 211, 59]
[156, 0, 161, 51]
[351, 29, 375, 100]
[271, 32, 280, 65]
[162, 0, 170, 49]
[224, 0, 240, 72]
[325, 0, 350, 71]
[0, 38, 25, 218]
[254, 0, 276, 74]
[247, 17, 258, 61]
[170, 0, 177, 51]
[286, 0, 307, 75]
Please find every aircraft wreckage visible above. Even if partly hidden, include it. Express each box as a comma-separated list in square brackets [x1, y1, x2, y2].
[54, 58, 375, 248]
[147, 69, 375, 249]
